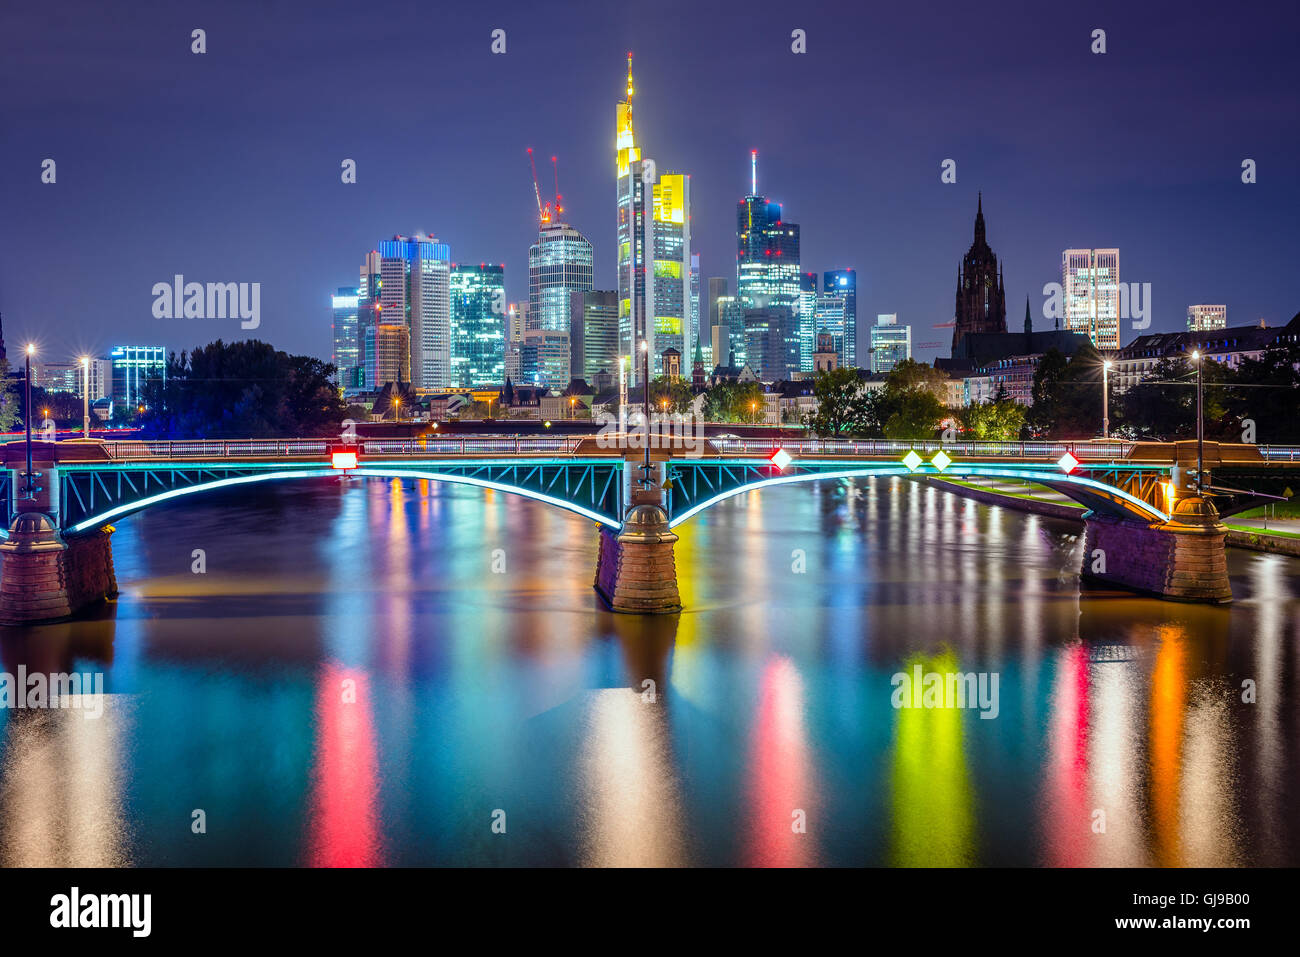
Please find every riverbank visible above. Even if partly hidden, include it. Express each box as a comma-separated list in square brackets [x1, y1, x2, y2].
[926, 477, 1300, 557]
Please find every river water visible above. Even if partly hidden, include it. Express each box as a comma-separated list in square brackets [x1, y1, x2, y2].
[0, 475, 1296, 866]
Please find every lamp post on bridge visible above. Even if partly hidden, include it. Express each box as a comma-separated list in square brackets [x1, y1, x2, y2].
[23, 344, 35, 500]
[81, 356, 91, 439]
[1102, 359, 1112, 440]
[1191, 349, 1204, 493]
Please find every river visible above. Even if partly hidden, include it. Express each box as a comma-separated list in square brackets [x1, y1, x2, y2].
[0, 474, 1296, 866]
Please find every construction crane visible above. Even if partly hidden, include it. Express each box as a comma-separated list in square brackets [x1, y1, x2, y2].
[526, 148, 551, 225]
[551, 155, 564, 218]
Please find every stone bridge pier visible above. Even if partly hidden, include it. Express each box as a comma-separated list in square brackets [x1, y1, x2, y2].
[593, 455, 682, 615]
[1080, 495, 1232, 603]
[0, 458, 118, 625]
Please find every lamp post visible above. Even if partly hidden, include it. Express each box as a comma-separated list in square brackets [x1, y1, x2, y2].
[81, 356, 91, 438]
[23, 344, 34, 500]
[1102, 359, 1112, 439]
[1191, 349, 1204, 493]
[639, 339, 651, 482]
[392, 395, 401, 423]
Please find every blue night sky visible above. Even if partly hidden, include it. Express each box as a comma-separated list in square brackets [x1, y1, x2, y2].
[2, 0, 1297, 366]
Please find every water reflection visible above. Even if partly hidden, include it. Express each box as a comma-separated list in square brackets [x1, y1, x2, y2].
[0, 475, 1294, 866]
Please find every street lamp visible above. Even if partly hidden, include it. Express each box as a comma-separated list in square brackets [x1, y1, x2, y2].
[392, 395, 401, 423]
[23, 344, 35, 500]
[1191, 349, 1204, 493]
[80, 356, 91, 438]
[1102, 359, 1112, 439]
[569, 395, 576, 420]
[639, 339, 651, 480]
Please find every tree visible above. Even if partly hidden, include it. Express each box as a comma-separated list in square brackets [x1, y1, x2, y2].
[702, 380, 765, 422]
[809, 367, 875, 437]
[647, 376, 695, 414]
[873, 359, 949, 439]
[961, 389, 1026, 440]
[0, 359, 21, 432]
[1026, 344, 1105, 438]
[138, 339, 347, 437]
[1223, 342, 1300, 444]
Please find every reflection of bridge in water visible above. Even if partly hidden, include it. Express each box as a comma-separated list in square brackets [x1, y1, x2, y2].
[3, 435, 1299, 621]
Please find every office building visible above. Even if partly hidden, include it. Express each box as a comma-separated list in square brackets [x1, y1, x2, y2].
[331, 286, 361, 389]
[450, 264, 506, 387]
[870, 313, 911, 373]
[519, 328, 570, 390]
[367, 236, 452, 390]
[1061, 247, 1121, 350]
[823, 269, 857, 368]
[110, 345, 166, 409]
[530, 222, 594, 384]
[571, 290, 620, 383]
[798, 273, 818, 372]
[743, 308, 800, 382]
[1187, 304, 1227, 332]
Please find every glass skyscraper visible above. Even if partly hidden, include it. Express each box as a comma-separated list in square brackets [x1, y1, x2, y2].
[450, 264, 506, 387]
[529, 222, 594, 382]
[1061, 248, 1120, 349]
[368, 236, 452, 390]
[110, 345, 166, 409]
[823, 269, 857, 368]
[870, 313, 911, 373]
[798, 272, 818, 372]
[331, 286, 361, 389]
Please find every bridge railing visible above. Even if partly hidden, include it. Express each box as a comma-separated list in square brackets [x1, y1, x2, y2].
[706, 438, 1136, 459]
[95, 436, 587, 459]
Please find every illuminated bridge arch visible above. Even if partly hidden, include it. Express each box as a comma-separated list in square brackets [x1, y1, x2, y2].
[59, 461, 626, 532]
[664, 461, 1172, 527]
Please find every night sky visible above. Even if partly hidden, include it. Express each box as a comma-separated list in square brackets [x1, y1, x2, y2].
[2, 0, 1297, 367]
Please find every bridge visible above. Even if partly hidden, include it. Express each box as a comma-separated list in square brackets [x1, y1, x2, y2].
[3, 434, 1297, 621]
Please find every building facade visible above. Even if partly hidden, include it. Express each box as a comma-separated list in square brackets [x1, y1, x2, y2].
[743, 308, 800, 382]
[368, 236, 452, 390]
[870, 313, 911, 374]
[1061, 247, 1121, 350]
[450, 264, 506, 387]
[570, 289, 620, 383]
[110, 345, 166, 409]
[530, 222, 594, 384]
[331, 286, 361, 389]
[823, 269, 857, 368]
[1187, 304, 1227, 332]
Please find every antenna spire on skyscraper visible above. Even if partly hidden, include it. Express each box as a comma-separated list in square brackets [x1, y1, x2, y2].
[751, 150, 757, 195]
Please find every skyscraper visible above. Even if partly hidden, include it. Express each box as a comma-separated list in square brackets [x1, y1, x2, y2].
[690, 253, 701, 352]
[1061, 248, 1120, 349]
[331, 286, 361, 389]
[370, 236, 452, 390]
[815, 293, 846, 363]
[650, 171, 692, 372]
[736, 152, 801, 319]
[110, 345, 166, 409]
[1187, 304, 1227, 332]
[616, 54, 649, 384]
[953, 195, 1007, 355]
[450, 264, 506, 386]
[870, 313, 911, 373]
[743, 308, 800, 382]
[571, 290, 620, 383]
[798, 273, 818, 372]
[823, 269, 857, 368]
[615, 55, 691, 381]
[529, 223, 593, 384]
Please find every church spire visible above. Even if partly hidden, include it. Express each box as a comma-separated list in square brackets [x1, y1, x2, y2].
[974, 192, 986, 245]
[1024, 297, 1032, 335]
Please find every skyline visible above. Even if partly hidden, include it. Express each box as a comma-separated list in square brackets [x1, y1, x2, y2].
[3, 0, 1298, 369]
